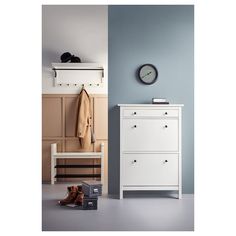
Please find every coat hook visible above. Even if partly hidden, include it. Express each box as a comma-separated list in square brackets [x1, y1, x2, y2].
[74, 84, 77, 86]
[89, 84, 92, 86]
[59, 84, 62, 86]
[82, 84, 85, 89]
[67, 84, 69, 86]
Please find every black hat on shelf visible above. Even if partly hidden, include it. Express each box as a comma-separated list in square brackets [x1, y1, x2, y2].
[60, 52, 72, 63]
[70, 55, 81, 63]
[60, 52, 82, 63]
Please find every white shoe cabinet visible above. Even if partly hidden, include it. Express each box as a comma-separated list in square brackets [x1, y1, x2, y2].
[118, 104, 183, 199]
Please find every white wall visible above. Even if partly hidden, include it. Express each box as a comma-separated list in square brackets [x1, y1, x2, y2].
[42, 5, 108, 94]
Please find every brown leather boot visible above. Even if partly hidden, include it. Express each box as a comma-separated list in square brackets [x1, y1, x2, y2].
[77, 185, 82, 192]
[58, 186, 78, 206]
[74, 187, 84, 206]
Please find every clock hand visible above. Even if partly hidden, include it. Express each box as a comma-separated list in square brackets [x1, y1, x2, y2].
[141, 71, 152, 79]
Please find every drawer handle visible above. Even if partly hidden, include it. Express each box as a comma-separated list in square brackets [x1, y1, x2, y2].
[132, 160, 137, 164]
[164, 112, 168, 115]
[164, 160, 168, 163]
[133, 125, 137, 128]
[164, 125, 168, 128]
[133, 112, 137, 115]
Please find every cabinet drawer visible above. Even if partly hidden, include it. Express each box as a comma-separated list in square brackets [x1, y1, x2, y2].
[121, 154, 178, 186]
[122, 119, 178, 151]
[123, 109, 178, 118]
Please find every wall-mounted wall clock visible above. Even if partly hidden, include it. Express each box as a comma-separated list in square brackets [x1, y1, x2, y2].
[138, 64, 158, 85]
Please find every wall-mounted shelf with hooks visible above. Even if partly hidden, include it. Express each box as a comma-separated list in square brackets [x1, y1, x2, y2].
[52, 63, 104, 87]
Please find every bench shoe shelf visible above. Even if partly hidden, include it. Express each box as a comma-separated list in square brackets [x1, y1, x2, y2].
[51, 143, 105, 192]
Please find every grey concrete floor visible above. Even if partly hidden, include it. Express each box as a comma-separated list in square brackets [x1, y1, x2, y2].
[42, 184, 194, 231]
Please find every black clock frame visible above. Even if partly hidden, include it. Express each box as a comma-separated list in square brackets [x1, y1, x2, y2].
[138, 64, 158, 85]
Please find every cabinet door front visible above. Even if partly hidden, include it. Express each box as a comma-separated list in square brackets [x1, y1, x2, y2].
[121, 154, 178, 186]
[122, 119, 178, 151]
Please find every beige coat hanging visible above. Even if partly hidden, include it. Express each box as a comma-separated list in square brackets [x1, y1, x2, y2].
[76, 89, 92, 149]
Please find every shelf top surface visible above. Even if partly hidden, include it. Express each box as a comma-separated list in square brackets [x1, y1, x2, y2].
[117, 104, 184, 107]
[52, 63, 103, 69]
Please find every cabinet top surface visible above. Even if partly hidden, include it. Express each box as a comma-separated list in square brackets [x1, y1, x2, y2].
[117, 104, 184, 107]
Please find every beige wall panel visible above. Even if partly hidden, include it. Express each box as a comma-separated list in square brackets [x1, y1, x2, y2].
[65, 139, 93, 152]
[94, 97, 108, 139]
[42, 97, 62, 137]
[95, 140, 108, 193]
[65, 97, 78, 137]
[42, 140, 62, 182]
[65, 97, 94, 137]
[42, 94, 107, 183]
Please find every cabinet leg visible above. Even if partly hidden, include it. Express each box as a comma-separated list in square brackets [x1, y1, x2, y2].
[178, 190, 182, 199]
[120, 188, 123, 199]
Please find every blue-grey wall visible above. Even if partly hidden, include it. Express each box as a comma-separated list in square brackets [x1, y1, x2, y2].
[108, 5, 194, 194]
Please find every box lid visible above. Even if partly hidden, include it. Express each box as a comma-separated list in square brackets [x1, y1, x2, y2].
[82, 180, 102, 186]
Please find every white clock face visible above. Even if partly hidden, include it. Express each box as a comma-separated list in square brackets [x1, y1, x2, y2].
[139, 64, 158, 84]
